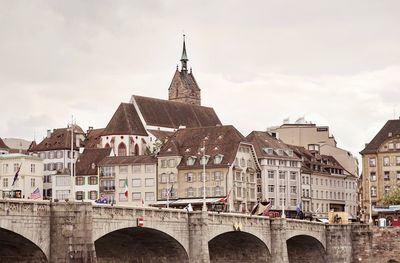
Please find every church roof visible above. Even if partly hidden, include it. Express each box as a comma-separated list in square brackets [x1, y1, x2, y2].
[0, 137, 9, 150]
[102, 103, 148, 136]
[169, 69, 200, 92]
[133, 95, 221, 129]
[360, 119, 400, 154]
[76, 148, 111, 176]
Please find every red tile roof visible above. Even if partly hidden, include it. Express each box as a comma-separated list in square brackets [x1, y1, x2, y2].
[159, 125, 245, 169]
[133, 95, 221, 129]
[147, 129, 174, 141]
[76, 148, 112, 176]
[29, 126, 84, 151]
[0, 138, 9, 150]
[98, 155, 157, 166]
[360, 119, 400, 154]
[102, 103, 148, 136]
[83, 128, 104, 148]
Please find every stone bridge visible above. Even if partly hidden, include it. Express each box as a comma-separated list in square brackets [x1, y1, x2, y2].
[0, 200, 399, 263]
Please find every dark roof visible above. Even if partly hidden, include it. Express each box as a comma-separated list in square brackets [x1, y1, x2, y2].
[98, 155, 157, 166]
[147, 129, 174, 141]
[159, 125, 245, 169]
[133, 95, 221, 129]
[168, 69, 200, 93]
[29, 126, 84, 151]
[0, 138, 9, 150]
[246, 131, 300, 160]
[102, 103, 148, 136]
[76, 148, 112, 175]
[360, 120, 400, 154]
[84, 128, 104, 148]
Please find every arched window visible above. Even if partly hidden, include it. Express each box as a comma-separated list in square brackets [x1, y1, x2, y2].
[134, 144, 139, 156]
[118, 143, 127, 156]
[104, 143, 110, 148]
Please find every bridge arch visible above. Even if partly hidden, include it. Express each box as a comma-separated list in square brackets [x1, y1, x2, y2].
[208, 231, 272, 262]
[286, 235, 326, 263]
[94, 227, 188, 263]
[0, 227, 48, 262]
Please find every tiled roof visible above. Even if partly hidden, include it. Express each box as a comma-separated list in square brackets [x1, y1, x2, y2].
[98, 155, 157, 166]
[133, 95, 221, 129]
[102, 103, 148, 136]
[360, 119, 400, 154]
[159, 125, 245, 169]
[147, 129, 174, 141]
[29, 126, 84, 151]
[83, 128, 104, 148]
[0, 138, 9, 150]
[76, 148, 112, 176]
[246, 131, 300, 160]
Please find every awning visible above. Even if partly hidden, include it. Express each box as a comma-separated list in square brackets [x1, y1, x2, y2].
[151, 198, 222, 206]
[373, 205, 400, 213]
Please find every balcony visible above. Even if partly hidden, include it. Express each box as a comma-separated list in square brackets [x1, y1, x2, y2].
[100, 186, 115, 192]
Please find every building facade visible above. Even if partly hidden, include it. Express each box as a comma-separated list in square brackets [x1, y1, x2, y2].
[360, 119, 400, 222]
[0, 153, 43, 200]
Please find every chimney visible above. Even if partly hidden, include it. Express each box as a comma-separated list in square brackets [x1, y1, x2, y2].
[87, 126, 93, 134]
[47, 130, 51, 138]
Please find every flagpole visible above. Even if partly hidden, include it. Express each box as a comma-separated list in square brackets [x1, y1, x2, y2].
[70, 116, 75, 202]
[166, 174, 169, 208]
[202, 139, 207, 212]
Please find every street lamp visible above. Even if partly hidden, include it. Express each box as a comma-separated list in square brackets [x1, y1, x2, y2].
[368, 175, 373, 224]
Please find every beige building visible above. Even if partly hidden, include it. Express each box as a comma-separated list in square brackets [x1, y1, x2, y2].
[269, 122, 359, 176]
[360, 119, 400, 222]
[156, 125, 260, 213]
[98, 156, 157, 206]
[0, 153, 43, 200]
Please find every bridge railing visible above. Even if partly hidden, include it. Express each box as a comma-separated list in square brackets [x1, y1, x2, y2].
[0, 199, 50, 216]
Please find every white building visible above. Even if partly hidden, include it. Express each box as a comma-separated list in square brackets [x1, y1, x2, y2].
[0, 153, 43, 200]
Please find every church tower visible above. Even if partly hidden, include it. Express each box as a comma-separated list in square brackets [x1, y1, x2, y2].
[168, 35, 201, 105]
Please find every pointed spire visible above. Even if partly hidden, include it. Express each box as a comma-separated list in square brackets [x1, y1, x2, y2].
[180, 34, 189, 71]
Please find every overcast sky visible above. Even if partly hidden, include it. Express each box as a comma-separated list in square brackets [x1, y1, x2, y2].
[1, 0, 400, 160]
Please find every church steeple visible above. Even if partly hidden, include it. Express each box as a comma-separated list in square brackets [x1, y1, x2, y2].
[180, 34, 188, 71]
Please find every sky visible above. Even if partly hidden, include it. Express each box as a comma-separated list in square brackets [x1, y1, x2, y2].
[0, 0, 400, 160]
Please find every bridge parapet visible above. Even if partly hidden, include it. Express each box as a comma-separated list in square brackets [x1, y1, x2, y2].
[0, 199, 50, 216]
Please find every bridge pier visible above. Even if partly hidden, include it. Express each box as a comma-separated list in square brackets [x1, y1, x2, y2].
[270, 219, 289, 263]
[325, 224, 352, 263]
[188, 211, 210, 263]
[50, 202, 96, 263]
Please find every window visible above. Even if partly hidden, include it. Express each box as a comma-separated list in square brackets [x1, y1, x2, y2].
[384, 171, 390, 181]
[214, 186, 222, 196]
[145, 178, 154, 187]
[257, 185, 262, 193]
[132, 179, 141, 187]
[100, 167, 115, 177]
[290, 199, 297, 206]
[30, 178, 35, 187]
[186, 173, 195, 182]
[279, 185, 286, 193]
[290, 186, 297, 194]
[369, 158, 376, 167]
[119, 179, 125, 188]
[396, 156, 400, 166]
[270, 198, 275, 206]
[145, 192, 155, 201]
[89, 176, 98, 185]
[383, 156, 390, 166]
[75, 177, 84, 185]
[101, 180, 115, 191]
[199, 172, 209, 182]
[279, 171, 286, 180]
[279, 160, 286, 166]
[389, 143, 394, 149]
[89, 191, 98, 200]
[56, 190, 70, 200]
[268, 170, 275, 179]
[370, 172, 376, 181]
[214, 155, 223, 164]
[3, 178, 8, 187]
[268, 185, 274, 193]
[186, 157, 196, 166]
[119, 166, 128, 174]
[201, 156, 211, 165]
[397, 171, 400, 180]
[132, 192, 141, 200]
[118, 143, 127, 156]
[133, 165, 141, 173]
[145, 165, 154, 173]
[169, 173, 177, 182]
[76, 191, 84, 200]
[370, 186, 377, 197]
[161, 173, 168, 183]
[13, 163, 19, 172]
[384, 186, 391, 194]
[56, 176, 71, 186]
[187, 187, 195, 197]
[290, 171, 297, 180]
[168, 159, 176, 168]
[267, 159, 275, 165]
[119, 193, 128, 202]
[214, 171, 222, 181]
[161, 160, 167, 168]
[240, 158, 245, 167]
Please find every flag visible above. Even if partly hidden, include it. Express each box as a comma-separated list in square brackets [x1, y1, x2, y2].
[296, 201, 303, 215]
[30, 188, 41, 199]
[124, 178, 128, 198]
[141, 198, 144, 207]
[95, 195, 108, 204]
[250, 201, 272, 216]
[218, 189, 232, 203]
[184, 203, 193, 212]
[12, 163, 22, 186]
[167, 183, 174, 197]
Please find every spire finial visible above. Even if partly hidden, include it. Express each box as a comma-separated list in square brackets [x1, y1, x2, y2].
[180, 34, 188, 71]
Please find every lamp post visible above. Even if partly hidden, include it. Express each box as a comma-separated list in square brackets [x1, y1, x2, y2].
[202, 139, 207, 212]
[368, 175, 373, 224]
[69, 116, 75, 202]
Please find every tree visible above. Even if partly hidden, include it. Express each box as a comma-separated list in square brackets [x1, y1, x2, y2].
[382, 187, 400, 205]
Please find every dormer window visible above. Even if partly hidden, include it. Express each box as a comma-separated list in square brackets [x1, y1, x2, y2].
[263, 148, 274, 155]
[186, 156, 197, 166]
[214, 154, 224, 164]
[200, 155, 210, 165]
[285, 149, 293, 157]
[276, 149, 284, 156]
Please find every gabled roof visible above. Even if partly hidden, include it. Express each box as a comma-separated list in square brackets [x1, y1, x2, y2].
[246, 131, 299, 160]
[102, 103, 148, 136]
[29, 125, 84, 151]
[360, 119, 400, 154]
[0, 138, 9, 150]
[98, 155, 157, 166]
[76, 148, 112, 176]
[159, 125, 245, 169]
[133, 95, 221, 129]
[169, 69, 200, 92]
[84, 128, 104, 148]
[147, 129, 174, 141]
